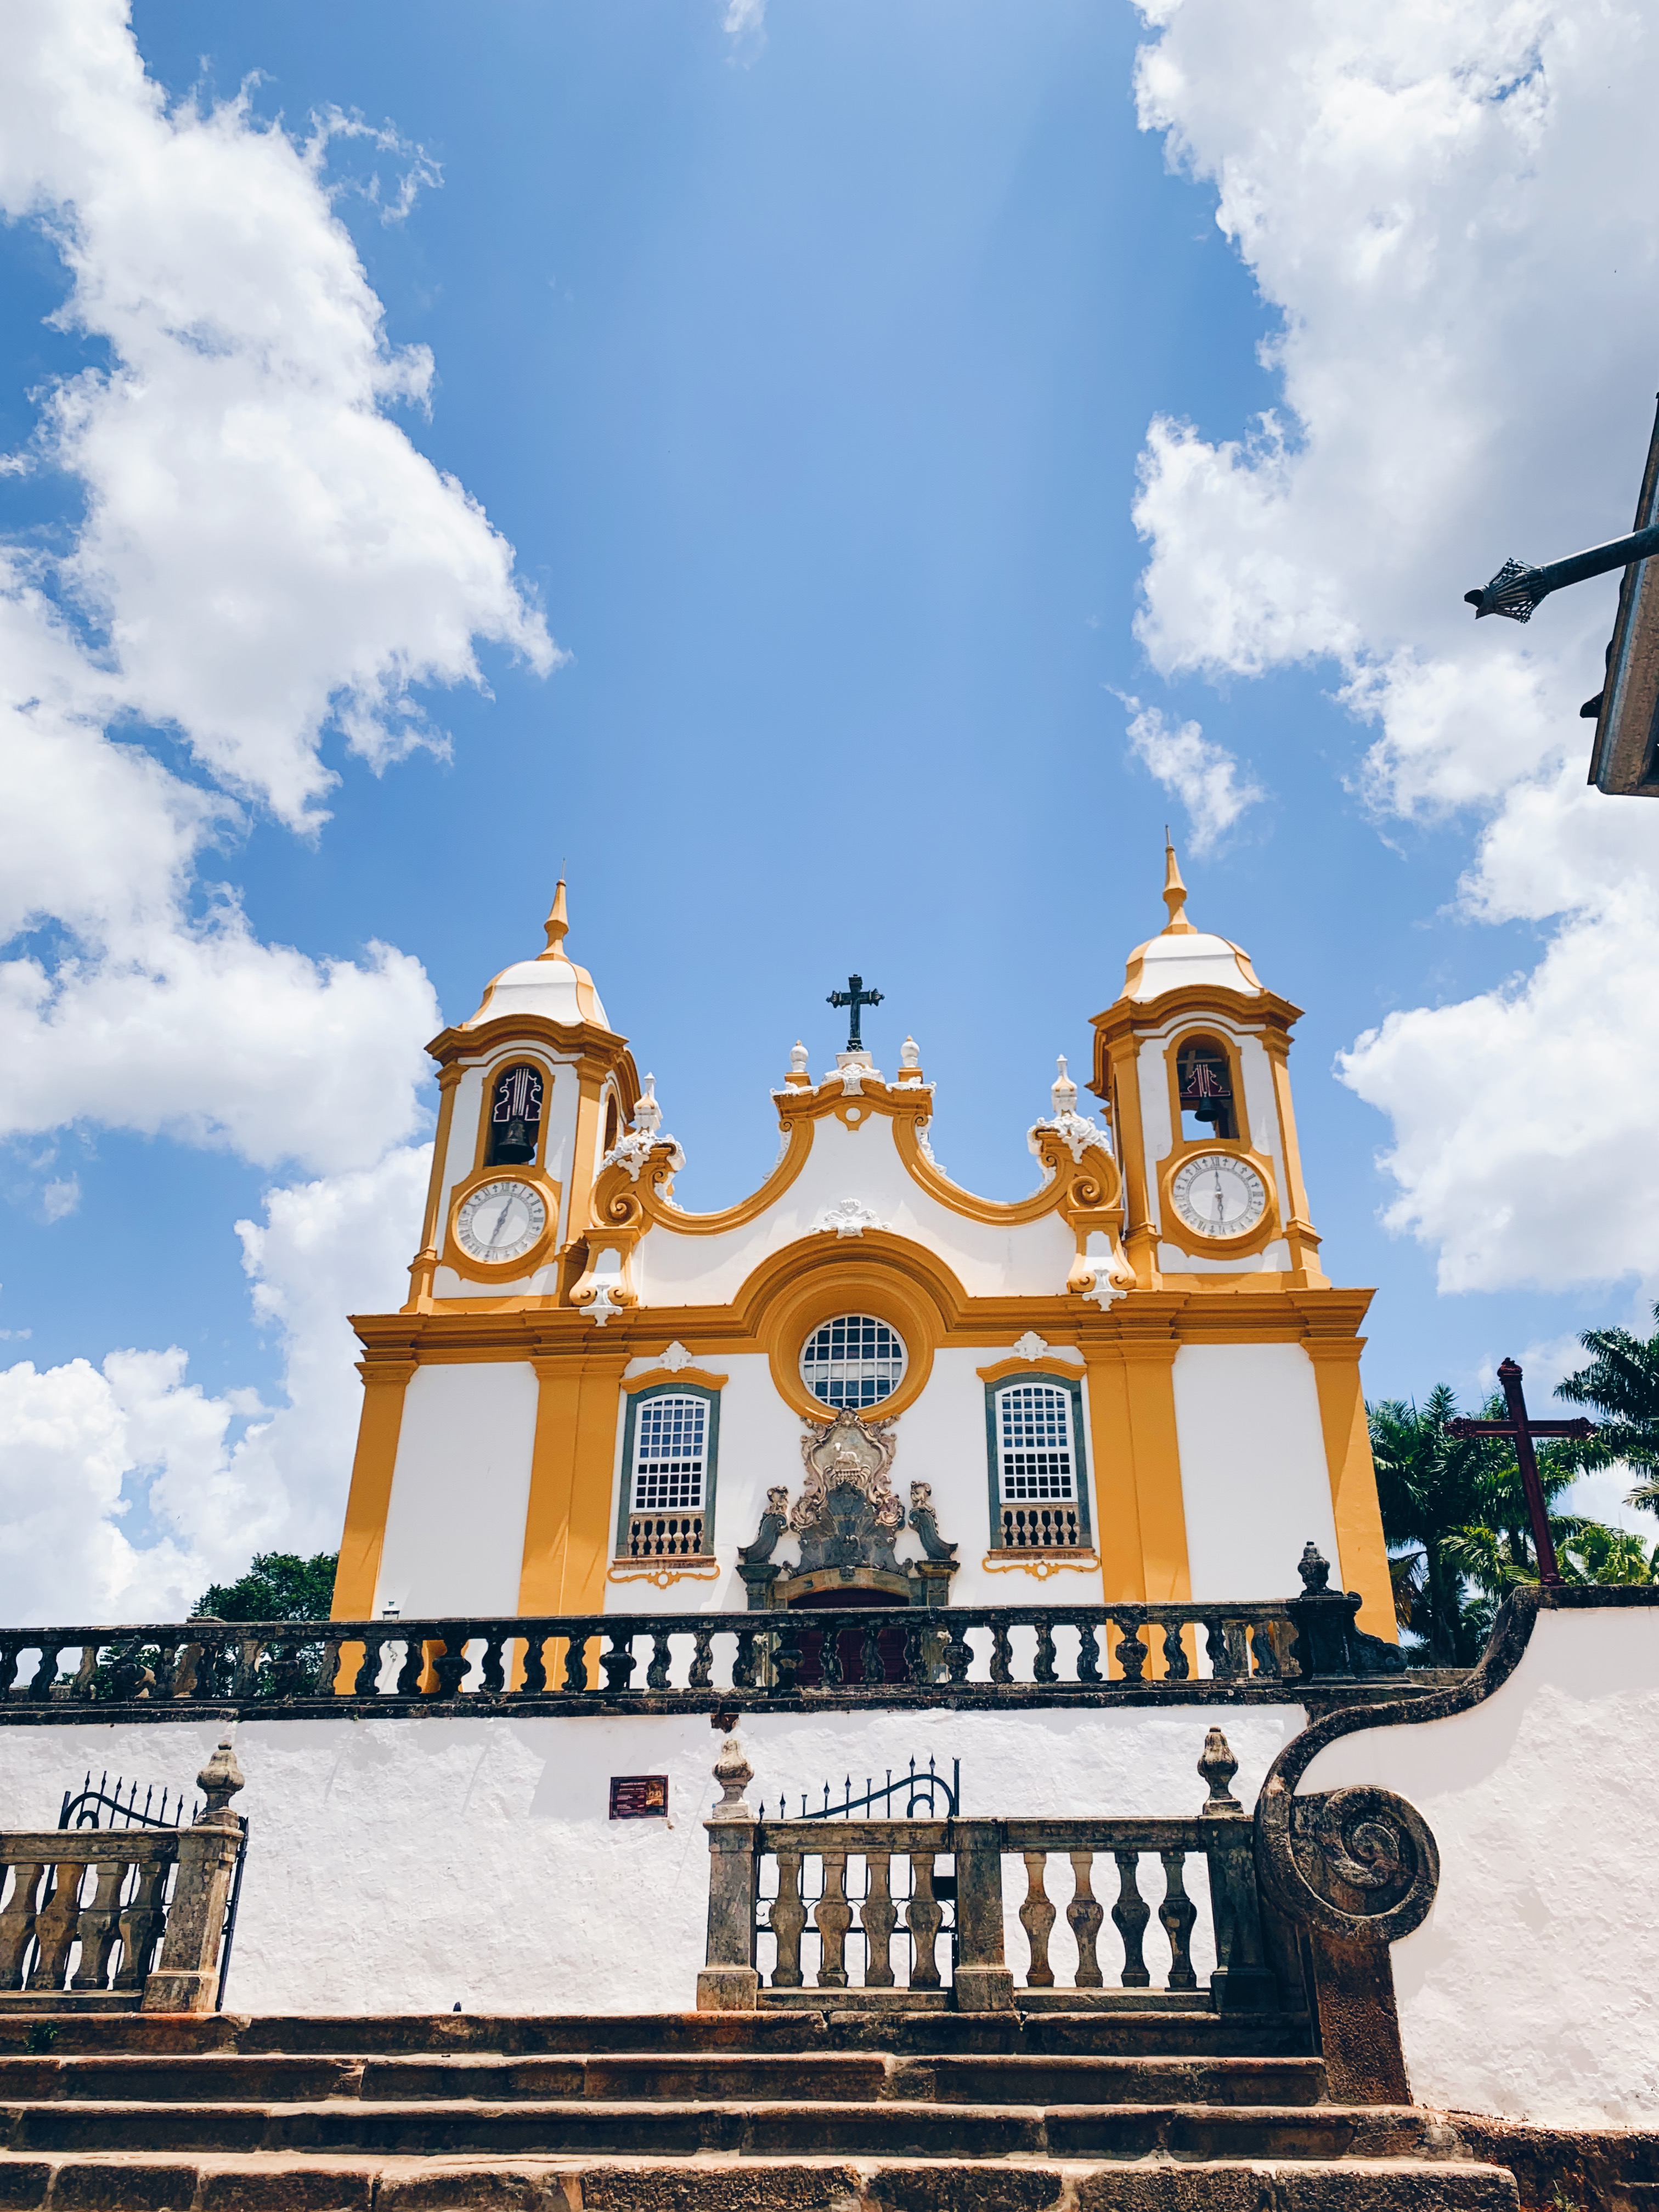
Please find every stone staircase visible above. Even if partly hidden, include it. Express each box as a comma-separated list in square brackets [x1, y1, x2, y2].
[0, 2006, 1521, 2211]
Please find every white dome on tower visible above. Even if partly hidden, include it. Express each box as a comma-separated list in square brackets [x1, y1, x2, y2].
[1120, 840, 1264, 1003]
[464, 881, 613, 1031]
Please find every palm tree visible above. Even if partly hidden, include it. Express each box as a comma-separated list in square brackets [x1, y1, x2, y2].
[1554, 1305, 1659, 1514]
[1368, 1387, 1647, 1666]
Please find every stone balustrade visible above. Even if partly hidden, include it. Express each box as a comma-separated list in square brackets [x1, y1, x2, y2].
[699, 1728, 1277, 2014]
[0, 1739, 246, 2014]
[0, 1573, 1407, 1722]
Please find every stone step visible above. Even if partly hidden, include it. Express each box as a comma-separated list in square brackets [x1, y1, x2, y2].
[0, 2149, 1523, 2211]
[0, 2008, 1312, 2061]
[0, 2097, 1455, 2163]
[0, 2052, 1328, 2110]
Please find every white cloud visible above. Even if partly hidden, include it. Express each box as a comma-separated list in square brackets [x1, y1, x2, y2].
[0, 1145, 432, 1625]
[1131, 0, 1659, 1292]
[41, 1177, 80, 1222]
[724, 0, 768, 52]
[1123, 696, 1263, 853]
[0, 4, 564, 1617]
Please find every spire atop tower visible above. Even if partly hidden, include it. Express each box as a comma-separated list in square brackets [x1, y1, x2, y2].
[540, 878, 571, 961]
[1160, 830, 1195, 936]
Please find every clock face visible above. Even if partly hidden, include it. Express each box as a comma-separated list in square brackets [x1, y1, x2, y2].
[1171, 1152, 1268, 1240]
[455, 1178, 548, 1265]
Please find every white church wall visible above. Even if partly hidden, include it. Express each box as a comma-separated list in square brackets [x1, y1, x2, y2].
[1237, 1035, 1287, 1191]
[1172, 1344, 1338, 1601]
[375, 1362, 539, 1616]
[1135, 1039, 1174, 1233]
[1301, 1605, 1659, 2129]
[0, 1703, 1300, 2018]
[630, 1115, 1078, 1308]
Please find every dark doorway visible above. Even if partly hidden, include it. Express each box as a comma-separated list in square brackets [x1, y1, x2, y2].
[786, 1589, 911, 1686]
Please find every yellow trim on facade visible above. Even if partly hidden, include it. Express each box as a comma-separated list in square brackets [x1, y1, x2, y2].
[516, 1347, 631, 1616]
[981, 1549, 1101, 1578]
[405, 1065, 464, 1314]
[974, 1354, 1086, 1388]
[1293, 1300, 1395, 1639]
[331, 1340, 417, 1622]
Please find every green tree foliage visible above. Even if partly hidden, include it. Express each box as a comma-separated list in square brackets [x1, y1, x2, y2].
[1554, 1304, 1659, 1515]
[1368, 1389, 1654, 1668]
[194, 1551, 337, 1623]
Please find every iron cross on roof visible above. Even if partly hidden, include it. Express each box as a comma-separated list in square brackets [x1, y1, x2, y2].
[828, 973, 883, 1053]
[1444, 1357, 1597, 1591]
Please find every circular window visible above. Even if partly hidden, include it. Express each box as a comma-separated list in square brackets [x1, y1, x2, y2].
[799, 1314, 907, 1410]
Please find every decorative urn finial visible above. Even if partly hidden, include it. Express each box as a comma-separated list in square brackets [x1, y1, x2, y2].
[1161, 832, 1195, 935]
[1198, 1727, 1242, 1816]
[1297, 1541, 1332, 1594]
[1051, 1054, 1077, 1117]
[196, 1735, 246, 1823]
[900, 1035, 921, 1071]
[710, 1736, 754, 1823]
[634, 1073, 662, 1138]
[790, 1040, 809, 1075]
[541, 877, 571, 958]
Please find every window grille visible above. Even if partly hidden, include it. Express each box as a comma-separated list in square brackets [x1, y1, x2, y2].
[996, 1381, 1076, 1502]
[799, 1315, 907, 1410]
[631, 1393, 707, 1514]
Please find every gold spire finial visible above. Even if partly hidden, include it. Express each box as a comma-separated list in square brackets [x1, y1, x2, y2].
[540, 878, 570, 960]
[1161, 830, 1195, 935]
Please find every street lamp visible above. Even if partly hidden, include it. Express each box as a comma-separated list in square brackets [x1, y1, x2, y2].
[1464, 395, 1659, 798]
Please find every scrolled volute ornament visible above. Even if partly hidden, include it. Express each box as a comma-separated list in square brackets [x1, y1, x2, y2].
[1256, 1779, 1439, 1946]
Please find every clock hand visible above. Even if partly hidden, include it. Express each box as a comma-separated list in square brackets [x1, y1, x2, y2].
[486, 1194, 516, 1245]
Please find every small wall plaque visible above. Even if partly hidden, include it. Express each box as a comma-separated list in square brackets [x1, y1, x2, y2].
[610, 1774, 669, 1820]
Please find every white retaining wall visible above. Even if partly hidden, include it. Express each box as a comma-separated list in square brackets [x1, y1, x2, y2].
[0, 1703, 1299, 2017]
[1302, 1604, 1659, 2129]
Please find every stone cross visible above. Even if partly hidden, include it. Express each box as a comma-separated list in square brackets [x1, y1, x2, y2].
[827, 973, 883, 1052]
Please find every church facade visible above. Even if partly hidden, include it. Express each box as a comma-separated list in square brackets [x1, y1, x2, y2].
[332, 851, 1393, 1637]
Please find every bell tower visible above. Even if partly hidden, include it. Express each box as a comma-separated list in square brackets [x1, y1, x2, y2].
[403, 882, 640, 1312]
[1088, 842, 1327, 1293]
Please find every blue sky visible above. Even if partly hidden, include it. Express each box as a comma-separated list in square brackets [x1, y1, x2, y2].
[3, 0, 1656, 1615]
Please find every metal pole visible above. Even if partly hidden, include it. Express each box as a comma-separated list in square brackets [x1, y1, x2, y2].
[1497, 1359, 1562, 1589]
[1466, 521, 1659, 622]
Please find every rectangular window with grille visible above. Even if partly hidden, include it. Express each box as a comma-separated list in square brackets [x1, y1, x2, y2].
[616, 1385, 720, 1564]
[987, 1375, 1092, 1551]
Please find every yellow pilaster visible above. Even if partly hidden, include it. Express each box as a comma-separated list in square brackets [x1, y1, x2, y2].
[1084, 1321, 1192, 1607]
[331, 1341, 417, 1622]
[1262, 1034, 1328, 1290]
[517, 1347, 630, 1615]
[404, 1066, 464, 1313]
[1104, 1041, 1160, 1288]
[1294, 1307, 1395, 1639]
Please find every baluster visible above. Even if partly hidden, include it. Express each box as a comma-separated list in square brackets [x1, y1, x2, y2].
[861, 1850, 897, 1987]
[27, 1644, 61, 1701]
[732, 1627, 759, 1691]
[395, 1639, 425, 1696]
[1249, 1618, 1282, 1677]
[0, 1638, 22, 1696]
[115, 1856, 171, 1990]
[0, 1863, 46, 1987]
[562, 1632, 591, 1693]
[943, 1620, 973, 1683]
[1158, 1850, 1199, 1991]
[520, 1632, 548, 1694]
[1203, 1616, 1238, 1679]
[815, 1850, 851, 1984]
[309, 1635, 343, 1697]
[1160, 1616, 1191, 1682]
[1110, 1850, 1152, 1987]
[860, 1619, 884, 1687]
[431, 1638, 471, 1697]
[600, 1629, 636, 1692]
[689, 1622, 714, 1690]
[990, 1620, 1013, 1685]
[1032, 1621, 1058, 1686]
[1019, 1851, 1056, 1987]
[1076, 1619, 1102, 1685]
[769, 1847, 806, 1988]
[29, 1862, 84, 1989]
[906, 1854, 943, 1988]
[1066, 1850, 1104, 1987]
[71, 1859, 126, 1989]
[233, 1638, 263, 1699]
[819, 1624, 845, 1690]
[478, 1635, 506, 1696]
[347, 1632, 383, 1698]
[1113, 1615, 1148, 1682]
[646, 1628, 673, 1691]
